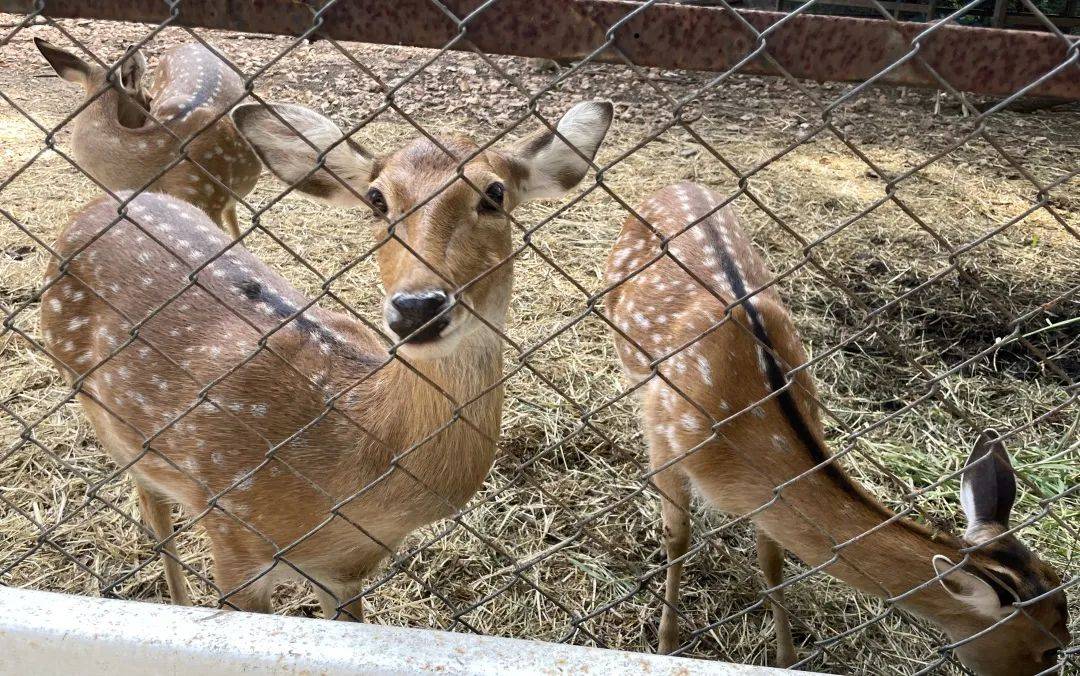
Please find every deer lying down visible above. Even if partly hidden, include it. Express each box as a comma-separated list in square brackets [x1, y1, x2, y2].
[35, 38, 260, 237]
[41, 100, 613, 617]
[604, 182, 1069, 675]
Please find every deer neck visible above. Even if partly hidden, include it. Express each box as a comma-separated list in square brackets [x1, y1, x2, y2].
[753, 443, 983, 634]
[75, 84, 150, 136]
[329, 324, 505, 511]
[384, 329, 505, 421]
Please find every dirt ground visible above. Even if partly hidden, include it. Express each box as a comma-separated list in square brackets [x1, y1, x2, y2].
[0, 14, 1078, 675]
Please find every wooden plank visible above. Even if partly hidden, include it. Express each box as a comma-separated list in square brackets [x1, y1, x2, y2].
[1, 0, 1077, 99]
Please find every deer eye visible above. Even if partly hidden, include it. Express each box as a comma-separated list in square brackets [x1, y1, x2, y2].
[367, 187, 387, 215]
[479, 182, 504, 213]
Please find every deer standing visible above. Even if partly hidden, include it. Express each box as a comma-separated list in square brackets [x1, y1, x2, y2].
[604, 182, 1070, 675]
[35, 39, 260, 238]
[40, 101, 613, 616]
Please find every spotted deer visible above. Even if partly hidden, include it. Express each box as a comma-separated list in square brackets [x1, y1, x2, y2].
[604, 182, 1070, 674]
[40, 101, 613, 616]
[35, 39, 260, 237]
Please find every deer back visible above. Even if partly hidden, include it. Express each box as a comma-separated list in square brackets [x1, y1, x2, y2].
[39, 192, 426, 554]
[68, 43, 260, 224]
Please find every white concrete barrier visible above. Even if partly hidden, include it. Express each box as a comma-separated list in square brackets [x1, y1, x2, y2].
[0, 586, 804, 675]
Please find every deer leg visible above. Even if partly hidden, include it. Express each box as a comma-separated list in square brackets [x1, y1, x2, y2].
[310, 561, 378, 621]
[756, 528, 796, 668]
[314, 582, 364, 621]
[214, 567, 273, 613]
[135, 483, 191, 606]
[314, 586, 340, 619]
[653, 461, 691, 655]
[208, 532, 274, 613]
[221, 200, 241, 240]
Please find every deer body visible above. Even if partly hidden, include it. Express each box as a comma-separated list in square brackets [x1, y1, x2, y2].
[605, 182, 1068, 675]
[36, 40, 260, 237]
[43, 193, 499, 607]
[42, 101, 612, 616]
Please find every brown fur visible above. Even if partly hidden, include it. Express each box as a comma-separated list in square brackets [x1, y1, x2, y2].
[40, 99, 612, 618]
[38, 40, 260, 236]
[604, 182, 1069, 674]
[41, 192, 504, 615]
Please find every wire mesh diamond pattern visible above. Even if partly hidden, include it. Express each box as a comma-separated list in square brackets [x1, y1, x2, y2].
[0, 1, 1077, 674]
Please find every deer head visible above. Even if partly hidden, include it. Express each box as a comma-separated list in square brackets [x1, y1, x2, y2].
[932, 430, 1070, 675]
[231, 100, 613, 359]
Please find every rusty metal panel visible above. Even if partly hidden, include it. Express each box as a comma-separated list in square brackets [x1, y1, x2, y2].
[2, 0, 1077, 99]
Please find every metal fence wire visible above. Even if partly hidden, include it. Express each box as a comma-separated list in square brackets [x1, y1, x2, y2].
[0, 1, 1077, 674]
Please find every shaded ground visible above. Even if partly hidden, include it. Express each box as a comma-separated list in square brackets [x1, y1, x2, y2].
[1, 15, 1078, 675]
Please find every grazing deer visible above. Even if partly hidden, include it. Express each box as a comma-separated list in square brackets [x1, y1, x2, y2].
[35, 39, 260, 237]
[40, 101, 612, 616]
[604, 182, 1070, 674]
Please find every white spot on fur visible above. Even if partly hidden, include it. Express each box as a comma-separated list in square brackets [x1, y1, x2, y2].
[232, 471, 254, 491]
[97, 327, 116, 346]
[681, 413, 701, 431]
[696, 355, 713, 385]
[756, 346, 770, 377]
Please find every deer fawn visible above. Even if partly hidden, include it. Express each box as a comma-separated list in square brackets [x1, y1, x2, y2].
[40, 100, 612, 616]
[35, 39, 260, 237]
[604, 182, 1069, 675]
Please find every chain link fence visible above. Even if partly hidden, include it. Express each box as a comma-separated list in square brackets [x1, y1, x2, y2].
[0, 1, 1077, 674]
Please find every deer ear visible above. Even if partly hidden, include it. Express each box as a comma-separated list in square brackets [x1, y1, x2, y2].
[931, 555, 1007, 619]
[35, 38, 92, 86]
[509, 101, 613, 202]
[231, 102, 375, 207]
[119, 45, 147, 91]
[959, 429, 1016, 541]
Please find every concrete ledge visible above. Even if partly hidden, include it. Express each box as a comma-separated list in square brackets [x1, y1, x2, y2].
[0, 586, 800, 675]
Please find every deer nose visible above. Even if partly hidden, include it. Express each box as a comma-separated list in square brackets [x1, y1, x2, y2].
[387, 290, 451, 343]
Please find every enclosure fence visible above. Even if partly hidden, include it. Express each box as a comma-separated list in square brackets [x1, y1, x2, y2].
[0, 1, 1077, 674]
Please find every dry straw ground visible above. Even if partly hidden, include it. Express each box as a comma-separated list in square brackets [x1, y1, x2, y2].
[1, 15, 1078, 675]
